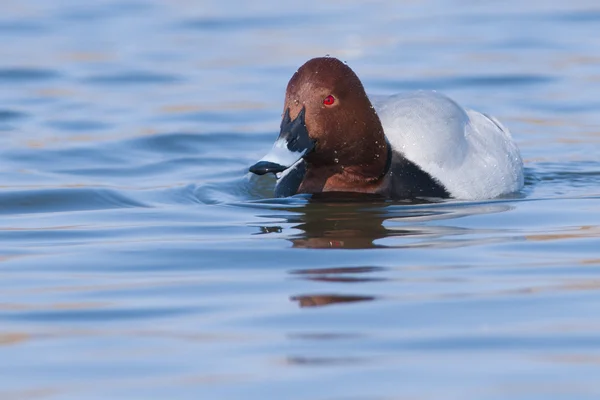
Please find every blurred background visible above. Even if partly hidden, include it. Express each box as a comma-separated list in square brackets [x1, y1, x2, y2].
[1, 1, 600, 399]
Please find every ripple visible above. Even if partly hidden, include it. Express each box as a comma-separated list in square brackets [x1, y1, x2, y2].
[404, 334, 600, 351]
[3, 306, 194, 323]
[45, 120, 113, 131]
[0, 109, 27, 121]
[555, 10, 600, 23]
[283, 355, 369, 366]
[0, 21, 49, 34]
[56, 1, 153, 22]
[181, 14, 320, 31]
[124, 132, 248, 155]
[532, 161, 600, 194]
[0, 188, 147, 215]
[154, 110, 273, 124]
[83, 71, 183, 85]
[0, 68, 61, 83]
[54, 156, 210, 178]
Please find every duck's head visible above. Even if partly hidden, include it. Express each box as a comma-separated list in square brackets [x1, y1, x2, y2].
[249, 57, 387, 179]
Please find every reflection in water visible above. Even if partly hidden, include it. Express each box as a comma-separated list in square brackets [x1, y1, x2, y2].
[273, 196, 515, 309]
[290, 265, 381, 308]
[254, 226, 283, 235]
[291, 294, 375, 308]
[0, 332, 28, 346]
[284, 355, 368, 366]
[290, 266, 386, 283]
[260, 194, 418, 249]
[254, 193, 514, 249]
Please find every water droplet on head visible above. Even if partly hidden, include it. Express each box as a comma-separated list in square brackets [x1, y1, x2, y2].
[334, 158, 339, 163]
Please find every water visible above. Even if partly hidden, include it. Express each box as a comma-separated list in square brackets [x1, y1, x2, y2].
[1, 1, 600, 399]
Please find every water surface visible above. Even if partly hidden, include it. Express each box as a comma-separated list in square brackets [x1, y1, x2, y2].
[1, 1, 600, 399]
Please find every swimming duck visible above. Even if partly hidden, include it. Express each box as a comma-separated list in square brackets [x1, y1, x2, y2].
[249, 57, 524, 200]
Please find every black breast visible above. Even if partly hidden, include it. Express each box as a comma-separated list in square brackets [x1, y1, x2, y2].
[273, 154, 450, 199]
[386, 153, 450, 199]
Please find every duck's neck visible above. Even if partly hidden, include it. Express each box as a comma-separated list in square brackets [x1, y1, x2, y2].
[298, 97, 391, 193]
[299, 139, 392, 194]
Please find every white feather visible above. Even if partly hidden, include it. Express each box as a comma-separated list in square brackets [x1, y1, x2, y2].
[370, 91, 524, 200]
[258, 138, 306, 167]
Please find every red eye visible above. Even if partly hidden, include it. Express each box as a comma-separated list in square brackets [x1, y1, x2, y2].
[323, 95, 335, 106]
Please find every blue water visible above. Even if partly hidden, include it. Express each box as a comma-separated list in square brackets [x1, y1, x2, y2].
[1, 1, 600, 399]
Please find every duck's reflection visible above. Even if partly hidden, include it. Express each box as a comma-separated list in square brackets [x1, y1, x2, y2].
[291, 294, 376, 308]
[254, 192, 438, 249]
[290, 266, 386, 283]
[253, 192, 514, 250]
[251, 193, 514, 308]
[290, 266, 383, 308]
[292, 193, 405, 249]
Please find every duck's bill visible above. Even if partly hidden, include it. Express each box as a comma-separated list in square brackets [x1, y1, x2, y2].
[248, 141, 307, 175]
[249, 107, 314, 176]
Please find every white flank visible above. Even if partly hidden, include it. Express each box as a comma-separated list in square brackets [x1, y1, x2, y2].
[370, 91, 524, 200]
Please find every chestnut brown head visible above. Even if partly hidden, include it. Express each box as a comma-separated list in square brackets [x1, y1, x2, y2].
[250, 57, 386, 179]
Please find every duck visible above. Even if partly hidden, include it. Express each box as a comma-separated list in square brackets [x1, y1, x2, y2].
[249, 57, 524, 200]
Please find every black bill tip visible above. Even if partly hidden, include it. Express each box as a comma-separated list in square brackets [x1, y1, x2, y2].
[249, 161, 287, 176]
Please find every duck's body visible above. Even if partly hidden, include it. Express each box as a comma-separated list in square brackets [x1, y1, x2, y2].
[371, 91, 523, 199]
[250, 57, 524, 200]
